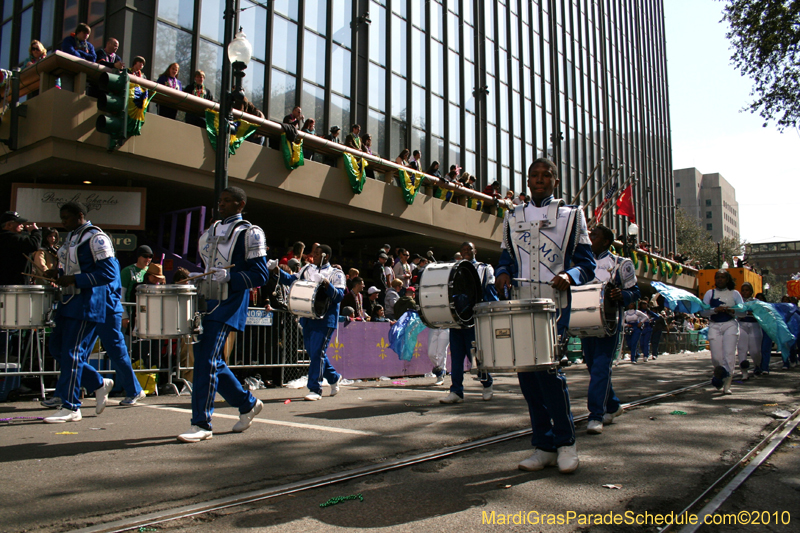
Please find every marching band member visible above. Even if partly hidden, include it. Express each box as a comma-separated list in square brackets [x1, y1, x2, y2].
[637, 300, 655, 362]
[623, 303, 648, 363]
[272, 244, 345, 401]
[736, 282, 762, 379]
[701, 269, 743, 395]
[582, 225, 640, 434]
[495, 159, 595, 474]
[439, 242, 498, 404]
[43, 202, 119, 423]
[177, 187, 269, 442]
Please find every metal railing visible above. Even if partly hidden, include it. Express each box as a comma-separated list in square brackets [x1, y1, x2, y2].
[0, 306, 308, 399]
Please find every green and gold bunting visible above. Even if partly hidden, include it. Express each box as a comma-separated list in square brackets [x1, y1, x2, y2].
[280, 133, 304, 170]
[343, 152, 368, 193]
[127, 83, 156, 137]
[631, 250, 639, 269]
[673, 264, 683, 278]
[466, 197, 483, 211]
[205, 110, 258, 155]
[399, 168, 423, 204]
[433, 187, 454, 202]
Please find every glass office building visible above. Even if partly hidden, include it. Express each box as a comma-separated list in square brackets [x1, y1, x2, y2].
[0, 0, 674, 250]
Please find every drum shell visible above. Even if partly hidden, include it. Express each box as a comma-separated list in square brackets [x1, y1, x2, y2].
[136, 284, 198, 339]
[418, 260, 482, 329]
[288, 280, 330, 320]
[472, 299, 559, 372]
[567, 283, 618, 337]
[0, 285, 57, 329]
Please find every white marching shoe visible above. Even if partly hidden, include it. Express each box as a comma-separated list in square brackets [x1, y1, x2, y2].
[44, 408, 82, 424]
[439, 392, 464, 404]
[177, 425, 213, 443]
[232, 399, 263, 432]
[518, 449, 558, 471]
[95, 378, 114, 415]
[587, 420, 603, 434]
[482, 385, 494, 401]
[557, 444, 579, 473]
[603, 406, 623, 425]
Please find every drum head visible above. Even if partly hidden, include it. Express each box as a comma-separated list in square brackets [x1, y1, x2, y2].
[314, 288, 331, 318]
[449, 260, 482, 326]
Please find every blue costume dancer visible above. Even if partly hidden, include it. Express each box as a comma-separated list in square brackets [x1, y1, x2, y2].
[496, 159, 595, 474]
[44, 202, 117, 423]
[580, 225, 640, 434]
[178, 187, 269, 442]
[439, 242, 499, 404]
[274, 243, 345, 401]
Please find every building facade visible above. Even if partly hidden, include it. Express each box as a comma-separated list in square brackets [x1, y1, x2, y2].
[1, 0, 674, 251]
[745, 240, 800, 283]
[673, 167, 740, 243]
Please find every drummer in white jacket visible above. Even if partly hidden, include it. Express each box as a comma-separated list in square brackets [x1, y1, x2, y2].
[701, 269, 743, 394]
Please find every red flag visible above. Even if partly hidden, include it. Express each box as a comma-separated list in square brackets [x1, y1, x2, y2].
[593, 198, 608, 219]
[616, 185, 635, 223]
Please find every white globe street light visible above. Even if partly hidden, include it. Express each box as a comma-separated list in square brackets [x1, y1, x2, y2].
[228, 31, 252, 65]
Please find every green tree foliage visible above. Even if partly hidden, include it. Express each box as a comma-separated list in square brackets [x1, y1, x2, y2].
[721, 0, 800, 130]
[675, 208, 743, 267]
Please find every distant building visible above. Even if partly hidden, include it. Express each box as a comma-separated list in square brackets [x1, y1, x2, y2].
[673, 168, 740, 243]
[745, 240, 800, 282]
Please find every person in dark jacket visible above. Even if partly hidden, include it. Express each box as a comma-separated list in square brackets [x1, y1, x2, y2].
[0, 211, 42, 285]
[96, 38, 123, 69]
[184, 70, 215, 128]
[61, 23, 96, 62]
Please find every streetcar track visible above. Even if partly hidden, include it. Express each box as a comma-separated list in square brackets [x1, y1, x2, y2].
[69, 379, 711, 533]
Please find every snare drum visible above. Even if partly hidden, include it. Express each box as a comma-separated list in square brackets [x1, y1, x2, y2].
[418, 261, 482, 328]
[0, 285, 57, 329]
[288, 280, 331, 319]
[567, 282, 618, 337]
[136, 284, 198, 339]
[471, 298, 560, 372]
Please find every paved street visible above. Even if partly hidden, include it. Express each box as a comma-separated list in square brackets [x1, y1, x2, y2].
[1, 351, 798, 533]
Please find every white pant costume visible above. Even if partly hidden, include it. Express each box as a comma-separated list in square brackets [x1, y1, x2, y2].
[428, 328, 450, 370]
[708, 320, 739, 375]
[737, 321, 763, 367]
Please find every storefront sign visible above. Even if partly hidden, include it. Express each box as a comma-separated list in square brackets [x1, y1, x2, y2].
[108, 233, 138, 252]
[11, 184, 146, 230]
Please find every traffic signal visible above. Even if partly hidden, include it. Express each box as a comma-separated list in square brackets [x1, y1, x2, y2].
[96, 70, 130, 150]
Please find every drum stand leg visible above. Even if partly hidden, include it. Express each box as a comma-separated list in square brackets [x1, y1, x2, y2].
[164, 341, 180, 396]
[36, 329, 47, 400]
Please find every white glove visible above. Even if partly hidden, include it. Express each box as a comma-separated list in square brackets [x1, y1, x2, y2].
[212, 267, 230, 283]
[267, 259, 279, 271]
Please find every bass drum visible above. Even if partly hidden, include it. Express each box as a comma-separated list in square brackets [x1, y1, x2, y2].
[288, 280, 331, 320]
[567, 282, 618, 337]
[418, 260, 482, 328]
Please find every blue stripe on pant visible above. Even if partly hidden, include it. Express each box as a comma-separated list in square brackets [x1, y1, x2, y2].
[582, 333, 621, 422]
[304, 324, 341, 395]
[191, 320, 256, 430]
[517, 325, 575, 451]
[760, 332, 772, 371]
[53, 311, 142, 400]
[50, 316, 102, 411]
[449, 327, 491, 397]
[639, 327, 653, 359]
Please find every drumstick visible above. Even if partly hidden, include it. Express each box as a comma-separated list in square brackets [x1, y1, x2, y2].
[23, 272, 55, 283]
[22, 254, 37, 267]
[183, 264, 235, 283]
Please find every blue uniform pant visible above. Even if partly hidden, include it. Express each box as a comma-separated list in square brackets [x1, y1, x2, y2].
[650, 329, 663, 357]
[639, 326, 653, 359]
[626, 327, 642, 361]
[50, 316, 102, 411]
[582, 333, 621, 422]
[304, 324, 341, 395]
[448, 328, 491, 397]
[760, 331, 773, 371]
[191, 320, 256, 430]
[518, 325, 575, 451]
[53, 311, 142, 400]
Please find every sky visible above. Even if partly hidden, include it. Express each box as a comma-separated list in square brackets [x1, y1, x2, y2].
[663, 0, 800, 244]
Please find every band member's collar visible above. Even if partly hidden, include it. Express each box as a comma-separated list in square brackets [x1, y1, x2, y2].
[528, 195, 554, 208]
[222, 214, 242, 224]
[70, 221, 92, 237]
[596, 249, 611, 260]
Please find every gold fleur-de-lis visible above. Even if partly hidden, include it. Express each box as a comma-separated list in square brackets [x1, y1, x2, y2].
[413, 340, 423, 358]
[377, 337, 390, 360]
[329, 339, 344, 361]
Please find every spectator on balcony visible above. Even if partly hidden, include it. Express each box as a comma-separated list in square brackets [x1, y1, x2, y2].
[184, 70, 215, 129]
[426, 161, 442, 179]
[61, 23, 96, 62]
[23, 40, 48, 68]
[482, 180, 501, 199]
[345, 124, 362, 150]
[156, 63, 182, 120]
[505, 190, 516, 204]
[362, 133, 376, 179]
[96, 38, 123, 69]
[409, 150, 422, 171]
[385, 279, 403, 319]
[395, 148, 410, 167]
[283, 106, 304, 127]
[127, 56, 147, 79]
[300, 119, 317, 160]
[322, 126, 341, 166]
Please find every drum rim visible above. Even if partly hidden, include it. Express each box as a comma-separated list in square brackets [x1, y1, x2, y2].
[418, 260, 482, 328]
[0, 285, 58, 292]
[136, 284, 198, 294]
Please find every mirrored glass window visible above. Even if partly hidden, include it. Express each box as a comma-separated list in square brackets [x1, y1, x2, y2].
[197, 39, 224, 103]
[269, 69, 296, 121]
[330, 92, 351, 133]
[331, 44, 351, 96]
[158, 0, 194, 31]
[40, 0, 56, 49]
[391, 15, 407, 76]
[274, 0, 299, 21]
[18, 8, 33, 65]
[200, 0, 224, 41]
[369, 62, 386, 112]
[431, 94, 444, 137]
[369, 3, 387, 65]
[449, 103, 460, 145]
[411, 27, 425, 85]
[272, 16, 298, 74]
[411, 84, 425, 129]
[240, 0, 267, 60]
[367, 109, 386, 157]
[243, 60, 265, 110]
[154, 22, 193, 88]
[305, 0, 328, 35]
[332, 0, 352, 47]
[300, 83, 325, 130]
[303, 30, 326, 85]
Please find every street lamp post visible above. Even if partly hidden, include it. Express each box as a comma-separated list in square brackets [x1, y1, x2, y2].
[213, 0, 252, 208]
